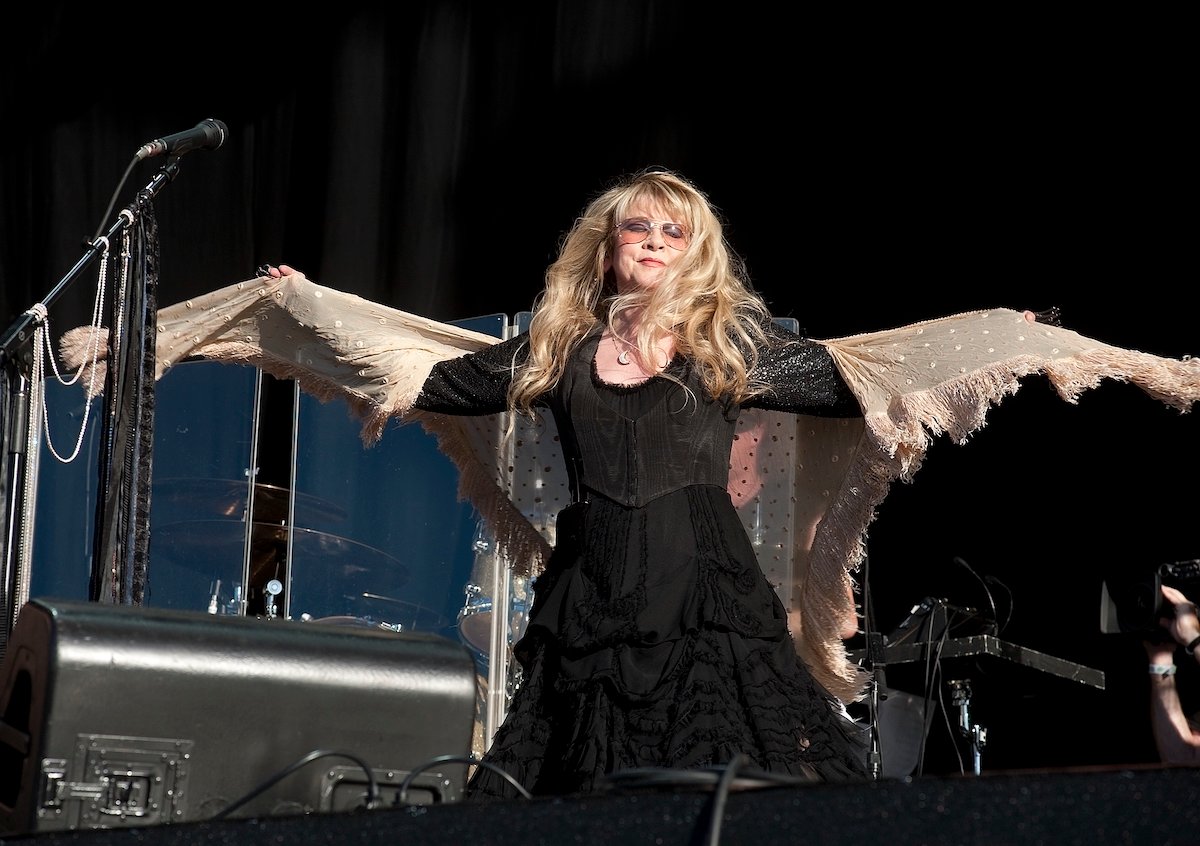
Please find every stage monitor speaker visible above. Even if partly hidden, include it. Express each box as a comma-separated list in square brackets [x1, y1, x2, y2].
[0, 598, 478, 835]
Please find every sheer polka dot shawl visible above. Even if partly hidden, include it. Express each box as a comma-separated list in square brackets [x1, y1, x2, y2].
[60, 273, 1200, 701]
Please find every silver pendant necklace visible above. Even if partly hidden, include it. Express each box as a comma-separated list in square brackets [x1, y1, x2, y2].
[614, 335, 633, 365]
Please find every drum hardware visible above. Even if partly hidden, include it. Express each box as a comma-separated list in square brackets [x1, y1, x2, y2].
[457, 590, 530, 660]
[296, 596, 449, 638]
[457, 520, 530, 660]
[949, 678, 987, 776]
[206, 579, 244, 616]
[356, 592, 449, 634]
[264, 578, 284, 619]
[153, 520, 410, 620]
[227, 583, 244, 616]
[457, 518, 533, 756]
[848, 626, 1104, 777]
[504, 663, 524, 701]
[470, 672, 489, 767]
[304, 615, 409, 632]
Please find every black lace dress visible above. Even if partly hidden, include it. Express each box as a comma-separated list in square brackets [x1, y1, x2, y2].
[414, 325, 869, 799]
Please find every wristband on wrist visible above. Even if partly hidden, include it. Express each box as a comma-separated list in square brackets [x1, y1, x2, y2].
[1149, 663, 1177, 675]
[1186, 634, 1200, 652]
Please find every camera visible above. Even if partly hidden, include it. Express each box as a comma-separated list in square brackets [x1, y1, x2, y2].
[1100, 559, 1200, 636]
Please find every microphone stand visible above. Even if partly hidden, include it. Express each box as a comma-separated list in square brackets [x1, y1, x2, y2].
[0, 159, 180, 649]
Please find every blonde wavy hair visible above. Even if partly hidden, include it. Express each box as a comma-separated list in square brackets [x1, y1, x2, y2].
[509, 168, 778, 416]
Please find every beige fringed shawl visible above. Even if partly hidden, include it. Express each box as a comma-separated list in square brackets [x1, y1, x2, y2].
[60, 272, 1200, 702]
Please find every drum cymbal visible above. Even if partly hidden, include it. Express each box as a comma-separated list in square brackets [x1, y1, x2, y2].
[152, 520, 409, 594]
[153, 477, 349, 524]
[355, 592, 450, 632]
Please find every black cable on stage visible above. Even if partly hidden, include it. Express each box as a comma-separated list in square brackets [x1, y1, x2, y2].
[399, 755, 533, 804]
[599, 765, 814, 792]
[703, 754, 746, 846]
[209, 749, 379, 820]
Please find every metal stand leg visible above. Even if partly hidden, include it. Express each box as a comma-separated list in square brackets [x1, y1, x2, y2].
[865, 633, 887, 780]
[949, 678, 987, 775]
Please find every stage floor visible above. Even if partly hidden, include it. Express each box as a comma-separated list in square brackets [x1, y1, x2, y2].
[4, 765, 1197, 845]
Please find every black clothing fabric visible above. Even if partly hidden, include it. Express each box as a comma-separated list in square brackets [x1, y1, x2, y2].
[415, 325, 869, 799]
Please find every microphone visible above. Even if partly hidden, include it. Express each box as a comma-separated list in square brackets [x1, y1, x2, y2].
[885, 596, 937, 644]
[135, 118, 228, 160]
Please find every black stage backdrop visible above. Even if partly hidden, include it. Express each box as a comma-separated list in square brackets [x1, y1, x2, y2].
[1, 3, 1196, 774]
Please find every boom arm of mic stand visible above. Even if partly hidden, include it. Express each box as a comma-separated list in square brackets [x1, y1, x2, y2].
[0, 160, 180, 366]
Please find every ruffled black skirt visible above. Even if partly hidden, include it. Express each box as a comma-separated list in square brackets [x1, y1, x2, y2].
[467, 484, 868, 800]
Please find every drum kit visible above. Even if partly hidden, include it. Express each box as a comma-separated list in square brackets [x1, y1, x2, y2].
[151, 477, 452, 623]
[456, 519, 531, 661]
[152, 514, 417, 622]
[457, 581, 529, 662]
[151, 475, 530, 750]
[455, 520, 533, 755]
